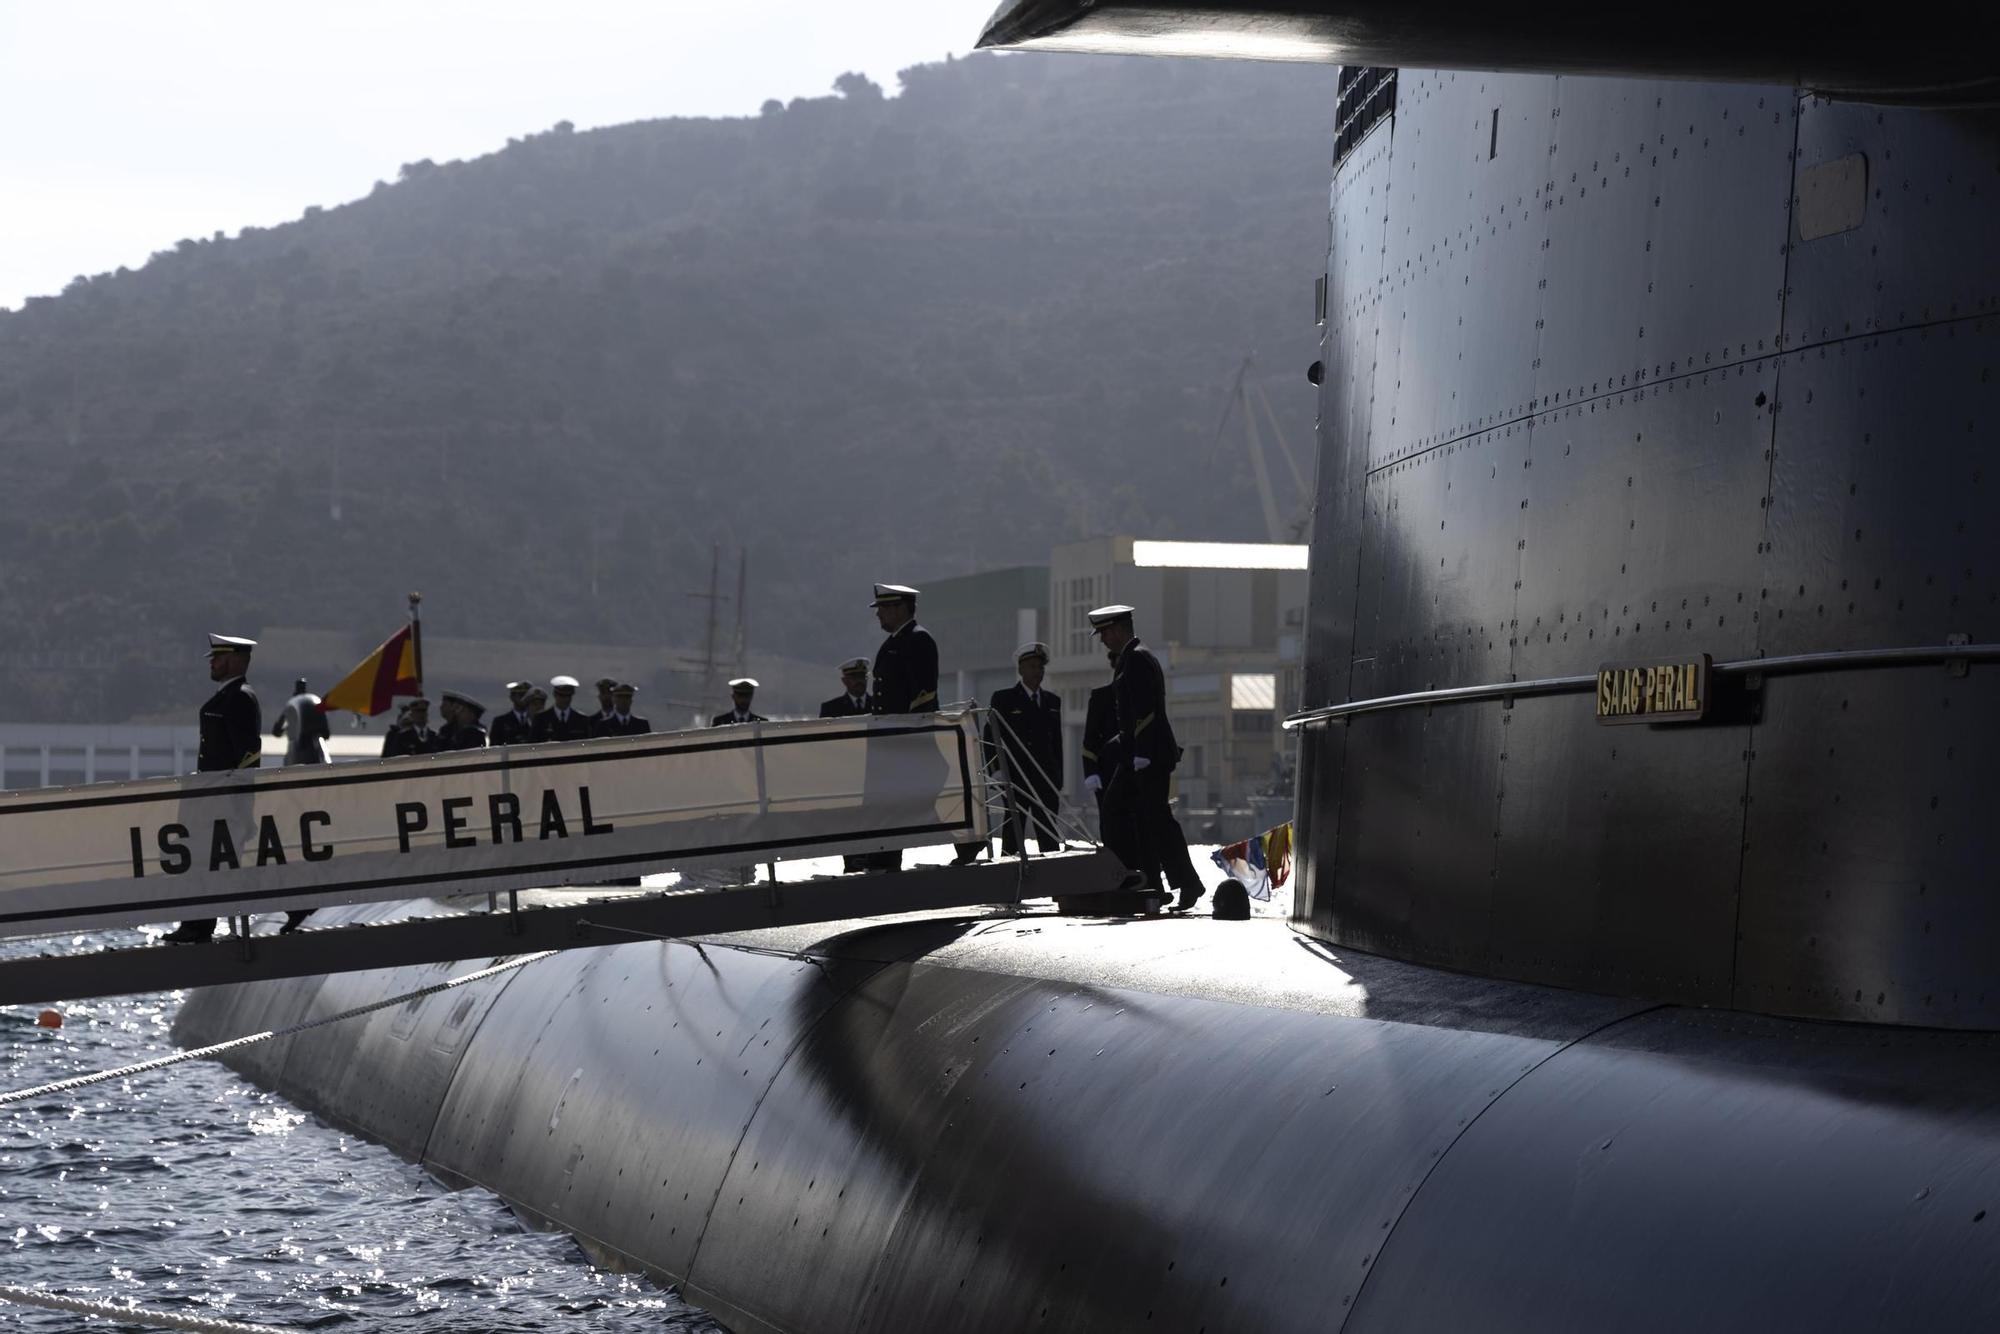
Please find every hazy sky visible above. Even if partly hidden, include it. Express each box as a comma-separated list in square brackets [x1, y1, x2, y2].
[0, 1, 999, 310]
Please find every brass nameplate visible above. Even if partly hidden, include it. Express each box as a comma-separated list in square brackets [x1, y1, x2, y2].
[1595, 655, 1711, 725]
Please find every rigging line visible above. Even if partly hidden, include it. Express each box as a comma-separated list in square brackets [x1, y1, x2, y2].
[577, 921, 830, 976]
[0, 951, 555, 1108]
[0, 1282, 293, 1334]
[974, 704, 1099, 847]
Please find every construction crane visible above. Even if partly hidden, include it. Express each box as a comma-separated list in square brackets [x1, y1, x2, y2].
[1209, 354, 1312, 543]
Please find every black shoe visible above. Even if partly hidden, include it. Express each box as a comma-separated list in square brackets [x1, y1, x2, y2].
[1170, 891, 1205, 913]
[278, 909, 312, 935]
[160, 922, 216, 944]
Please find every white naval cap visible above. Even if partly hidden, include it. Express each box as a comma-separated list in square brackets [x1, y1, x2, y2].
[839, 657, 870, 673]
[1086, 605, 1136, 628]
[1015, 641, 1050, 663]
[207, 633, 257, 655]
[728, 677, 759, 690]
[869, 583, 919, 606]
[550, 675, 580, 690]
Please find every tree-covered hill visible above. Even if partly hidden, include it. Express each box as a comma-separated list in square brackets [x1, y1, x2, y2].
[0, 53, 1334, 722]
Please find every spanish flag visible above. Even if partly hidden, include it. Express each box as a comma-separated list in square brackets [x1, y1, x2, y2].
[322, 624, 422, 716]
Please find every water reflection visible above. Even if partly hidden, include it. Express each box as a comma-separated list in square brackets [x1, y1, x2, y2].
[0, 930, 721, 1331]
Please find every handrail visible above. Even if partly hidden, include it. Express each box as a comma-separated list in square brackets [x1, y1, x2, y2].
[1284, 642, 2000, 729]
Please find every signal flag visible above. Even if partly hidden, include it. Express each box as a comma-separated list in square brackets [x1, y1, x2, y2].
[322, 623, 423, 716]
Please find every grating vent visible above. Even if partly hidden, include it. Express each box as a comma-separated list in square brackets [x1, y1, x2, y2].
[1334, 66, 1396, 168]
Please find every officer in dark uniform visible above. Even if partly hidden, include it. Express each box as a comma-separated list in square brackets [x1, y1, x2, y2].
[489, 681, 537, 746]
[1090, 605, 1203, 910]
[712, 678, 768, 726]
[818, 658, 872, 718]
[437, 690, 489, 750]
[163, 634, 263, 943]
[592, 683, 651, 736]
[592, 677, 617, 728]
[535, 675, 596, 742]
[986, 642, 1064, 856]
[868, 584, 943, 870]
[869, 585, 939, 715]
[382, 697, 442, 756]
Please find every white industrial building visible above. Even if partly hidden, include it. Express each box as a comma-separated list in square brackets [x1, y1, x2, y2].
[1046, 537, 1306, 838]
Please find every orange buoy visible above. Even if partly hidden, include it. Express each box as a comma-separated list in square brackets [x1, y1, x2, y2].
[36, 1009, 62, 1029]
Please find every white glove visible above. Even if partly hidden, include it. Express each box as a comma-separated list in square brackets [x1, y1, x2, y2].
[1132, 756, 1152, 772]
[1084, 774, 1102, 793]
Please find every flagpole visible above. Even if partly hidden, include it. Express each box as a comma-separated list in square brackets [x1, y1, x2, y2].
[408, 591, 424, 694]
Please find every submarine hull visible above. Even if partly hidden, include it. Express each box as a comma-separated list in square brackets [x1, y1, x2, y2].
[1296, 69, 2000, 1026]
[175, 905, 2000, 1332]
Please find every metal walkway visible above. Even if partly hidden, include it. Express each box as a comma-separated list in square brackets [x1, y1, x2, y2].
[0, 851, 1126, 1005]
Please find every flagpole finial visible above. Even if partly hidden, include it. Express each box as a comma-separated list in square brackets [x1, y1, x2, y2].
[408, 591, 422, 608]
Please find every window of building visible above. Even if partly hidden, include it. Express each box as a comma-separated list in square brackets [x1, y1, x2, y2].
[1171, 674, 1222, 699]
[1163, 568, 1190, 644]
[1064, 575, 1104, 657]
[1230, 673, 1277, 711]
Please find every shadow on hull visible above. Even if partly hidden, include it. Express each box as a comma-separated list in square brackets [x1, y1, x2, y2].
[175, 906, 2000, 1332]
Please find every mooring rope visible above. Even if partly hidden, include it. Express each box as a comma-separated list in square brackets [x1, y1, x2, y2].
[0, 950, 555, 1108]
[0, 1283, 293, 1333]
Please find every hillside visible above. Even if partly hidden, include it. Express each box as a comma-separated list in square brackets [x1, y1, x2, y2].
[0, 53, 1335, 722]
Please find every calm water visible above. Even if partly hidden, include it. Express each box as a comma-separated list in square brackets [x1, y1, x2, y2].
[0, 931, 723, 1332]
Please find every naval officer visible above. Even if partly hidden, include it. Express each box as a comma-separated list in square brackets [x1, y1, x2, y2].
[593, 683, 651, 736]
[162, 634, 263, 943]
[819, 658, 872, 718]
[592, 677, 617, 727]
[535, 676, 595, 741]
[436, 690, 489, 750]
[869, 585, 938, 716]
[986, 642, 1064, 856]
[382, 696, 442, 756]
[1090, 605, 1204, 911]
[489, 681, 537, 746]
[712, 678, 768, 726]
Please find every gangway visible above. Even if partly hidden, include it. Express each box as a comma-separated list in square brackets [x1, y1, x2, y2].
[0, 851, 1126, 1005]
[0, 711, 1135, 1004]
